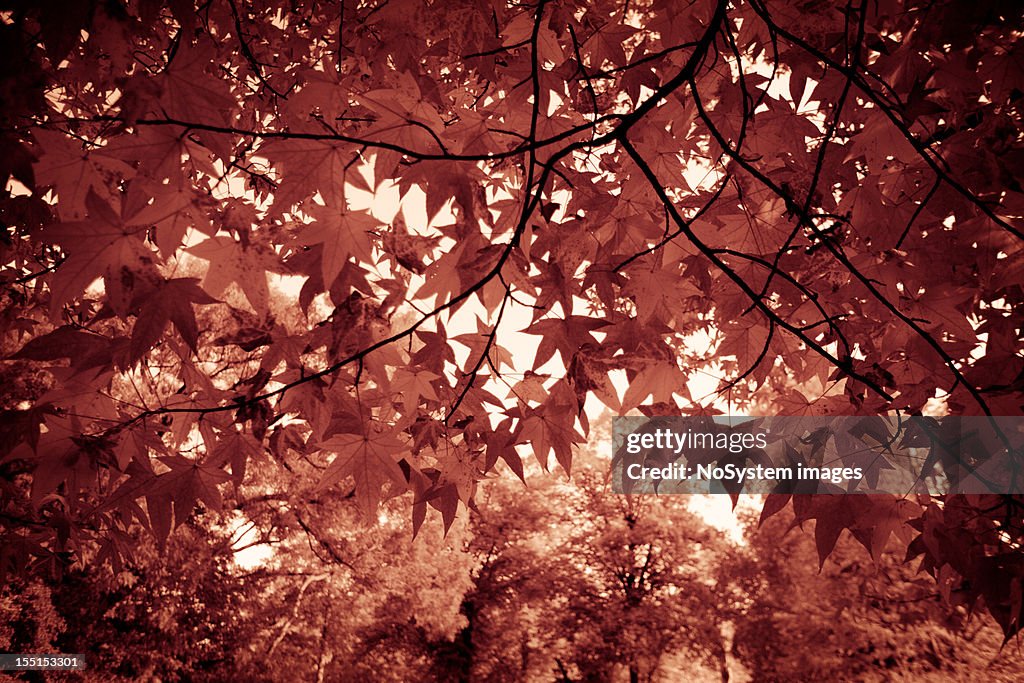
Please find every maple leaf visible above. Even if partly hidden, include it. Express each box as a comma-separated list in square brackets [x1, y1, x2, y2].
[622, 257, 703, 325]
[156, 38, 237, 127]
[358, 79, 447, 152]
[430, 446, 484, 504]
[716, 313, 772, 370]
[205, 429, 263, 487]
[412, 324, 457, 374]
[621, 361, 690, 412]
[315, 428, 410, 514]
[12, 326, 113, 371]
[409, 468, 461, 537]
[186, 235, 279, 316]
[96, 126, 191, 185]
[141, 454, 233, 547]
[261, 138, 368, 211]
[524, 315, 608, 368]
[32, 129, 133, 220]
[129, 278, 219, 362]
[518, 405, 583, 473]
[41, 190, 155, 316]
[391, 368, 441, 414]
[900, 283, 977, 342]
[293, 205, 379, 287]
[6, 415, 116, 506]
[397, 160, 491, 227]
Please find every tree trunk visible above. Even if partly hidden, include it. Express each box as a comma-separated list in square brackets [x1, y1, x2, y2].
[451, 597, 476, 683]
[555, 658, 574, 682]
[314, 600, 331, 683]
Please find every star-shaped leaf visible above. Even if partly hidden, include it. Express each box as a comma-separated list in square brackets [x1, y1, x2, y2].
[129, 278, 218, 362]
[294, 206, 379, 287]
[315, 428, 409, 514]
[187, 235, 279, 315]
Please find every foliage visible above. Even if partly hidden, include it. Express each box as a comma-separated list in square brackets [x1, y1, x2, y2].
[729, 506, 1024, 682]
[0, 492, 474, 682]
[4, 447, 1023, 681]
[556, 468, 728, 682]
[1, 0, 1023, 645]
[48, 525, 256, 682]
[457, 451, 731, 683]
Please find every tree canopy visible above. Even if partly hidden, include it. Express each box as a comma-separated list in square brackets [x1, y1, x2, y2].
[1, 0, 1024, 645]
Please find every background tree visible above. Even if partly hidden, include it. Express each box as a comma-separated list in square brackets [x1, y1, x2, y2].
[451, 444, 733, 683]
[452, 459, 577, 682]
[558, 467, 728, 683]
[6, 424, 1024, 681]
[728, 505, 1024, 682]
[1, 0, 1023, 646]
